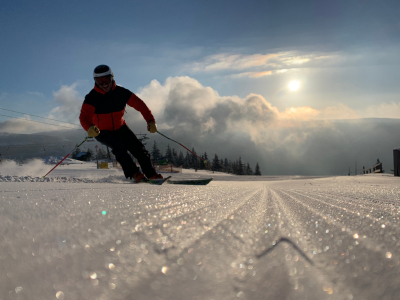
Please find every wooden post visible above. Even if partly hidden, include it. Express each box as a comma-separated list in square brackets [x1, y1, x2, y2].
[394, 149, 400, 176]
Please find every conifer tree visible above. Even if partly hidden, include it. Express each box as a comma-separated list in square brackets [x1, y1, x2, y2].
[226, 160, 233, 174]
[177, 151, 185, 166]
[86, 148, 94, 161]
[97, 148, 107, 159]
[184, 151, 190, 168]
[199, 154, 206, 169]
[212, 154, 221, 171]
[237, 157, 244, 175]
[232, 160, 237, 174]
[191, 148, 199, 170]
[220, 158, 225, 171]
[245, 163, 253, 175]
[204, 152, 209, 166]
[255, 162, 262, 175]
[151, 141, 161, 162]
[72, 144, 82, 159]
[224, 158, 229, 173]
[165, 144, 173, 163]
[172, 148, 178, 165]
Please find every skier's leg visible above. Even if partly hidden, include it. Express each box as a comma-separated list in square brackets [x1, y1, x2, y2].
[117, 125, 158, 178]
[95, 130, 140, 179]
[110, 148, 140, 179]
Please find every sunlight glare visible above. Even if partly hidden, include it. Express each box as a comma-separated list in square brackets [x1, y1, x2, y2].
[288, 81, 300, 91]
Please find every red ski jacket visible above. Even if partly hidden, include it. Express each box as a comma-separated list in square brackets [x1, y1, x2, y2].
[79, 82, 155, 132]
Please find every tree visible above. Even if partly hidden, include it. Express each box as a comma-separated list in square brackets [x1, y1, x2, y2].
[151, 141, 161, 162]
[224, 158, 229, 173]
[199, 154, 206, 169]
[232, 160, 237, 174]
[220, 158, 225, 171]
[172, 148, 178, 165]
[184, 151, 190, 168]
[86, 148, 94, 161]
[226, 159, 233, 174]
[203, 152, 209, 168]
[97, 148, 107, 159]
[203, 152, 208, 162]
[212, 154, 221, 172]
[72, 144, 82, 159]
[177, 151, 185, 166]
[191, 148, 199, 170]
[237, 157, 244, 175]
[165, 144, 173, 163]
[245, 163, 253, 175]
[255, 162, 261, 175]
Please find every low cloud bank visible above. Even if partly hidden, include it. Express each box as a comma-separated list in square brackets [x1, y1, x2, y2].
[1, 77, 399, 175]
[135, 77, 400, 175]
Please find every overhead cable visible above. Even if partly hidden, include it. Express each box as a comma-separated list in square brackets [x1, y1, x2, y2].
[0, 114, 83, 130]
[0, 107, 81, 126]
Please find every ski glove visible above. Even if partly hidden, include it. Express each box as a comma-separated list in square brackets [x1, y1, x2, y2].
[88, 125, 100, 137]
[147, 121, 157, 133]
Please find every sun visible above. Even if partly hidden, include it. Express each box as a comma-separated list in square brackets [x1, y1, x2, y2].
[288, 81, 300, 91]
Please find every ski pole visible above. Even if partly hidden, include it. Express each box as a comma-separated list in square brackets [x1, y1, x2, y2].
[43, 136, 89, 178]
[156, 131, 211, 169]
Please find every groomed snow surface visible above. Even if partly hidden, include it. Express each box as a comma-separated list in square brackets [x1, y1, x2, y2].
[0, 158, 399, 300]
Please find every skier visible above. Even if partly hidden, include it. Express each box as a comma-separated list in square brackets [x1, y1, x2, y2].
[79, 64, 163, 182]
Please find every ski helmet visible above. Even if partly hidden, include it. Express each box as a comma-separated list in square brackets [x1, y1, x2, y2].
[93, 65, 114, 80]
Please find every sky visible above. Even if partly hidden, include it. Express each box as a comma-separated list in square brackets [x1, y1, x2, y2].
[1, 0, 400, 174]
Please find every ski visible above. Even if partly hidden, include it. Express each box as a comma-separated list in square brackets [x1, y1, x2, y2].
[167, 178, 213, 185]
[144, 176, 172, 185]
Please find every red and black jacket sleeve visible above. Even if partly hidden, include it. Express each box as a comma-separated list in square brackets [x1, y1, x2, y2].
[79, 102, 95, 131]
[127, 93, 155, 124]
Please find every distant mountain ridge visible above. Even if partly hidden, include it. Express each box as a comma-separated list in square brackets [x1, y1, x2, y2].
[0, 118, 399, 175]
[0, 130, 97, 159]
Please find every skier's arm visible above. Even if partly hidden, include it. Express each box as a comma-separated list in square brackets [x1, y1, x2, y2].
[79, 103, 96, 131]
[127, 93, 155, 123]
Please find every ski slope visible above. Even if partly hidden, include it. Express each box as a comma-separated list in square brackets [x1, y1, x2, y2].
[0, 159, 399, 299]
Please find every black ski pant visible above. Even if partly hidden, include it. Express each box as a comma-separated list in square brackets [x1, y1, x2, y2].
[95, 125, 156, 179]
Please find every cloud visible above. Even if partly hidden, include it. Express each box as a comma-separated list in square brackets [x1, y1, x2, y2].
[136, 76, 366, 131]
[189, 51, 338, 78]
[0, 117, 49, 134]
[193, 53, 280, 71]
[359, 102, 400, 119]
[318, 104, 360, 120]
[279, 106, 320, 121]
[49, 83, 83, 124]
[132, 76, 400, 175]
[134, 76, 337, 160]
[249, 71, 273, 78]
[136, 77, 279, 140]
[278, 104, 360, 121]
[0, 84, 83, 134]
[226, 67, 303, 79]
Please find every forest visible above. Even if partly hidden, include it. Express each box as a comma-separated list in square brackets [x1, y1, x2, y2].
[71, 141, 262, 175]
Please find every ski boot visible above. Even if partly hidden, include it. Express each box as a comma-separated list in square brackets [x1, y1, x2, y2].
[132, 171, 146, 183]
[148, 173, 163, 180]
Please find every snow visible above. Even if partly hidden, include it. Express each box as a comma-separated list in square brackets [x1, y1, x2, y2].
[0, 160, 399, 299]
